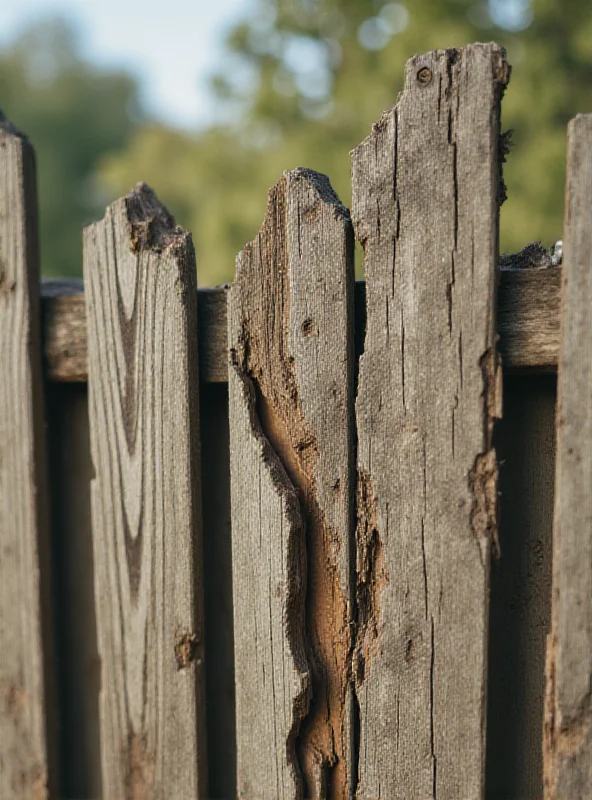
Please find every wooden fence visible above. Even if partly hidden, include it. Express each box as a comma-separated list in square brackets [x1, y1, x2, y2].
[0, 42, 590, 800]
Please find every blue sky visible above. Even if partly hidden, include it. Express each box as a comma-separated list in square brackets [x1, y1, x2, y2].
[0, 0, 254, 129]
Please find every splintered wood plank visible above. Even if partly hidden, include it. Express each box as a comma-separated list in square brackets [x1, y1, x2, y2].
[84, 184, 207, 798]
[351, 44, 508, 799]
[0, 114, 55, 799]
[228, 168, 355, 799]
[544, 114, 592, 799]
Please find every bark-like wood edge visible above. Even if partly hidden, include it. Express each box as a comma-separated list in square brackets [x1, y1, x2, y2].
[41, 267, 560, 383]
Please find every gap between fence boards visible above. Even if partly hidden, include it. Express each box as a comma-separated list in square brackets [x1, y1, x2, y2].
[41, 267, 561, 384]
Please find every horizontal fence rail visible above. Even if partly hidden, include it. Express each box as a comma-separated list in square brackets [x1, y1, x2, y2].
[40, 266, 562, 385]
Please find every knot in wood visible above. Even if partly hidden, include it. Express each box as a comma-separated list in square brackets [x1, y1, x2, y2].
[416, 66, 433, 86]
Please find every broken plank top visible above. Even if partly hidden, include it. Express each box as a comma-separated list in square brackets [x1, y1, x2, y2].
[83, 184, 206, 799]
[544, 114, 592, 800]
[352, 44, 507, 799]
[228, 168, 355, 799]
[0, 114, 55, 799]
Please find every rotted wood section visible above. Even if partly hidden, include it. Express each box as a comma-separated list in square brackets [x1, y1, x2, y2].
[227, 168, 355, 798]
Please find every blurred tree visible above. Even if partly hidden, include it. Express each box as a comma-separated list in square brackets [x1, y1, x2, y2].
[0, 18, 144, 276]
[102, 0, 592, 284]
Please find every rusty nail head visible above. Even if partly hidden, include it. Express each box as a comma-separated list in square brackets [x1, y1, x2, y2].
[416, 66, 433, 86]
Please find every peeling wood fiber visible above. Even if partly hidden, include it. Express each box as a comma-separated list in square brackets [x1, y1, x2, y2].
[352, 44, 507, 799]
[228, 168, 355, 799]
[544, 114, 592, 800]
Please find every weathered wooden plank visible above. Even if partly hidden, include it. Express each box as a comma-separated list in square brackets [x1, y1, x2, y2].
[486, 375, 556, 799]
[0, 114, 56, 799]
[351, 44, 508, 798]
[84, 184, 207, 798]
[544, 114, 592, 799]
[228, 168, 355, 798]
[41, 268, 562, 383]
[45, 383, 102, 798]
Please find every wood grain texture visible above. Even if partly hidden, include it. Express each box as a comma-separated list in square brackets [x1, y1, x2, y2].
[351, 45, 507, 799]
[497, 267, 561, 372]
[487, 375, 556, 800]
[0, 114, 56, 799]
[228, 168, 355, 799]
[544, 114, 592, 799]
[41, 268, 561, 383]
[84, 184, 207, 798]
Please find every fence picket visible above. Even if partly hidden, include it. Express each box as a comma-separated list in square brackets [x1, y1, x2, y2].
[83, 184, 207, 798]
[0, 114, 56, 799]
[544, 114, 592, 799]
[228, 168, 355, 798]
[351, 44, 508, 798]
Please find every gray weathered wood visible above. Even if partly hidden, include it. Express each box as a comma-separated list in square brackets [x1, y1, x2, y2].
[351, 44, 508, 798]
[228, 168, 355, 799]
[0, 114, 56, 799]
[486, 375, 556, 799]
[84, 184, 207, 798]
[199, 382, 236, 800]
[544, 114, 592, 799]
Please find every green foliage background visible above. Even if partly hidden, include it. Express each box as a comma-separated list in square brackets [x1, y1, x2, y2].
[1, 1, 591, 283]
[0, 19, 144, 277]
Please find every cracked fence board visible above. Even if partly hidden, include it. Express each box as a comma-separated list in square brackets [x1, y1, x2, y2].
[544, 114, 592, 799]
[0, 115, 56, 798]
[228, 168, 355, 799]
[352, 45, 508, 798]
[84, 185, 207, 798]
